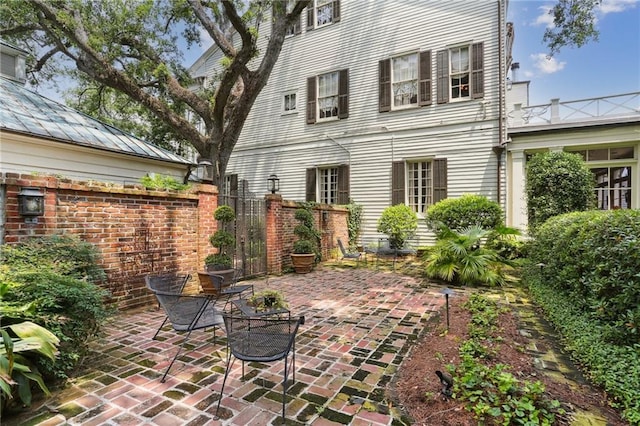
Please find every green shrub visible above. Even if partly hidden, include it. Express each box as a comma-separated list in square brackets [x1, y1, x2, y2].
[346, 200, 363, 249]
[377, 204, 418, 249]
[205, 205, 236, 269]
[140, 173, 190, 191]
[424, 226, 511, 287]
[525, 151, 594, 232]
[425, 194, 503, 234]
[292, 207, 320, 256]
[0, 236, 112, 382]
[525, 209, 640, 345]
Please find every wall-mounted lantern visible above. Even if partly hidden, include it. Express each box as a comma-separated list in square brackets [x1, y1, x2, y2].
[267, 174, 280, 194]
[18, 187, 45, 217]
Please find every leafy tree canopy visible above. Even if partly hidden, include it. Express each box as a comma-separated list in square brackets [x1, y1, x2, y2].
[0, 0, 310, 185]
[543, 0, 601, 56]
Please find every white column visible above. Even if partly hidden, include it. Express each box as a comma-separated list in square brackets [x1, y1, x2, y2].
[507, 150, 528, 232]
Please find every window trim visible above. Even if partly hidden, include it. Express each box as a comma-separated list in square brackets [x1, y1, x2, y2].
[307, 69, 349, 124]
[391, 158, 447, 214]
[282, 90, 298, 115]
[306, 0, 341, 31]
[437, 42, 484, 104]
[379, 50, 432, 113]
[306, 164, 350, 204]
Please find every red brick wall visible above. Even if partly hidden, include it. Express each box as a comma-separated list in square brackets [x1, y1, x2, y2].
[2, 173, 217, 311]
[2, 173, 349, 309]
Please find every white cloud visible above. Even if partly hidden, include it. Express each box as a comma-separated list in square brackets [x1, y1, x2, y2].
[532, 5, 555, 28]
[599, 0, 638, 14]
[531, 53, 566, 74]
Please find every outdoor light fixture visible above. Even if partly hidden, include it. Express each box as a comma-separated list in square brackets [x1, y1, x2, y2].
[18, 187, 45, 217]
[267, 174, 280, 194]
[440, 287, 455, 330]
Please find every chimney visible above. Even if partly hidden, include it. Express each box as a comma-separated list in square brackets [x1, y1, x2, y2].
[511, 62, 520, 82]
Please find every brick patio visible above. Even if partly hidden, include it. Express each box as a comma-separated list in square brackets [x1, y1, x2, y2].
[5, 267, 446, 425]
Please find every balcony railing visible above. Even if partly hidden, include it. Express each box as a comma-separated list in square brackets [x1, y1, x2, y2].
[508, 92, 640, 127]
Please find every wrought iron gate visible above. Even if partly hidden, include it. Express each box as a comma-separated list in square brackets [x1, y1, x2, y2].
[220, 188, 266, 279]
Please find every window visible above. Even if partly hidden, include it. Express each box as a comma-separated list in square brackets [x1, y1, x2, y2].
[392, 159, 447, 213]
[307, 0, 340, 31]
[437, 42, 484, 104]
[574, 146, 635, 210]
[306, 165, 350, 204]
[284, 0, 301, 36]
[283, 91, 297, 114]
[307, 69, 349, 124]
[379, 51, 431, 112]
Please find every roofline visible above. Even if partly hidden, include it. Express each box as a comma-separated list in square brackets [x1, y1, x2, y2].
[508, 116, 640, 136]
[1, 127, 194, 167]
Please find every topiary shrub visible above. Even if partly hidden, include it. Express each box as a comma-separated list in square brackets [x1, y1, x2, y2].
[525, 151, 594, 233]
[425, 194, 503, 235]
[292, 208, 320, 256]
[377, 204, 418, 249]
[205, 205, 236, 269]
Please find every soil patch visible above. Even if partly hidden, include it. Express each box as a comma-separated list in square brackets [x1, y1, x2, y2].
[390, 293, 627, 425]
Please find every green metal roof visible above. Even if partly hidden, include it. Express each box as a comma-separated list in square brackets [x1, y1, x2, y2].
[0, 76, 192, 165]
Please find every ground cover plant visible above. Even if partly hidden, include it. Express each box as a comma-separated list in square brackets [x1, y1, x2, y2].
[0, 235, 112, 405]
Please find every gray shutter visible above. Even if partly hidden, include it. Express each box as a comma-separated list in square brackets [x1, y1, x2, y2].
[471, 42, 484, 99]
[295, 15, 302, 35]
[436, 50, 449, 104]
[332, 0, 341, 23]
[379, 59, 391, 113]
[306, 168, 317, 202]
[307, 7, 314, 31]
[338, 69, 349, 119]
[419, 50, 432, 106]
[307, 76, 316, 124]
[337, 164, 350, 204]
[433, 158, 448, 203]
[391, 161, 405, 205]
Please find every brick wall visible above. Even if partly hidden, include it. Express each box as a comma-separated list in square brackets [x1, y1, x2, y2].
[2, 173, 349, 310]
[2, 173, 217, 310]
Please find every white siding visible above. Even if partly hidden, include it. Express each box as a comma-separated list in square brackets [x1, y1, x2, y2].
[197, 0, 508, 244]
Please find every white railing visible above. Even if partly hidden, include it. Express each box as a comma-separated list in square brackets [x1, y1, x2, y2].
[508, 92, 640, 127]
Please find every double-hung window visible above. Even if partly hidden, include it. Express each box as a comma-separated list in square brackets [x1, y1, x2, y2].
[306, 165, 350, 204]
[284, 0, 302, 36]
[392, 159, 447, 214]
[437, 42, 484, 103]
[307, 0, 341, 30]
[379, 51, 432, 112]
[307, 69, 349, 124]
[283, 90, 297, 114]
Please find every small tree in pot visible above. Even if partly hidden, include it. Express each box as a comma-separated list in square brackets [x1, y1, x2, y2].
[205, 205, 236, 272]
[291, 207, 320, 273]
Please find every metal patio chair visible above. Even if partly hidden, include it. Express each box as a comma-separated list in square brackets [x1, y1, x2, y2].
[215, 314, 305, 421]
[145, 273, 191, 336]
[337, 238, 363, 265]
[145, 275, 224, 382]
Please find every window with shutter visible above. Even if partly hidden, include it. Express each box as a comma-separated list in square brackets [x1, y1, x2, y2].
[437, 42, 484, 103]
[379, 51, 431, 112]
[306, 165, 350, 204]
[392, 159, 447, 212]
[307, 0, 340, 30]
[307, 69, 349, 123]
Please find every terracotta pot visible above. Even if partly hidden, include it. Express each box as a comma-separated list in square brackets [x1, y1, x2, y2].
[291, 253, 315, 274]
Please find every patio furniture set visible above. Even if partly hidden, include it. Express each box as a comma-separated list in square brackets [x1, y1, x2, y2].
[144, 271, 304, 421]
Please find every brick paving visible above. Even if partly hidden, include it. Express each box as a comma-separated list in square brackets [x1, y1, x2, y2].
[5, 266, 445, 425]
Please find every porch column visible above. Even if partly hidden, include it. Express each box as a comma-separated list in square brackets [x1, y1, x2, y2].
[507, 150, 528, 232]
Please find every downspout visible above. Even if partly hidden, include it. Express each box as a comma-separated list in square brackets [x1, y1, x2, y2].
[495, 0, 506, 203]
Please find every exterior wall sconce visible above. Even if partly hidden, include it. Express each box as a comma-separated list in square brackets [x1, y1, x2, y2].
[267, 174, 280, 194]
[18, 187, 45, 218]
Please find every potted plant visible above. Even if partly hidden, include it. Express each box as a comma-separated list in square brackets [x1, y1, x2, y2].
[291, 207, 319, 273]
[205, 205, 236, 283]
[248, 289, 288, 312]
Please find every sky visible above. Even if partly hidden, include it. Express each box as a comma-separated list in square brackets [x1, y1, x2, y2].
[506, 0, 640, 106]
[36, 0, 640, 108]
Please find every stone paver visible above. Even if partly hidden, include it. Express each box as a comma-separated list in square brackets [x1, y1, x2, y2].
[3, 267, 444, 425]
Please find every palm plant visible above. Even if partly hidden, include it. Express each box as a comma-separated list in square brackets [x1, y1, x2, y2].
[425, 226, 511, 287]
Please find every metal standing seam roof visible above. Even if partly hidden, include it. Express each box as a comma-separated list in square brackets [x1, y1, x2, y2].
[0, 76, 193, 165]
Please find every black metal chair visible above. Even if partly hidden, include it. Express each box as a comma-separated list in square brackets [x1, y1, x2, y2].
[145, 273, 191, 335]
[215, 314, 305, 421]
[145, 275, 224, 382]
[337, 238, 363, 265]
